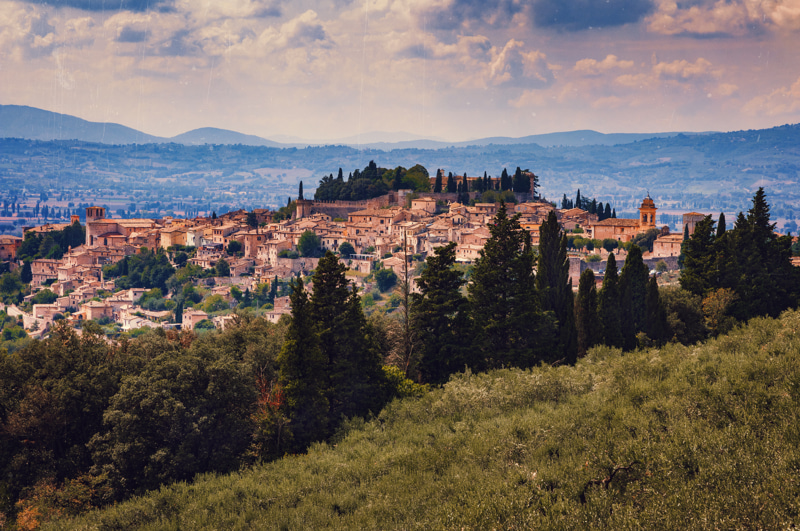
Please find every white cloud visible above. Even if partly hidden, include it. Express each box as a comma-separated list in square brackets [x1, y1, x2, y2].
[573, 54, 634, 76]
[743, 76, 800, 116]
[647, 0, 800, 36]
[488, 39, 554, 87]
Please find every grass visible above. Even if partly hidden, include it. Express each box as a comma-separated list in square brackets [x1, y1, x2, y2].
[50, 309, 800, 530]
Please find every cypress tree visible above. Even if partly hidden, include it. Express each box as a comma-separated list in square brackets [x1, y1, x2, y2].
[434, 170, 443, 193]
[597, 202, 605, 220]
[278, 278, 329, 449]
[446, 172, 456, 193]
[717, 212, 726, 238]
[500, 168, 510, 191]
[576, 189, 582, 210]
[562, 194, 569, 209]
[536, 211, 577, 363]
[298, 181, 304, 201]
[619, 244, 650, 350]
[598, 253, 623, 348]
[612, 208, 617, 218]
[604, 204, 611, 220]
[575, 269, 601, 357]
[337, 168, 344, 181]
[411, 242, 470, 384]
[645, 276, 668, 345]
[462, 173, 469, 195]
[21, 261, 32, 284]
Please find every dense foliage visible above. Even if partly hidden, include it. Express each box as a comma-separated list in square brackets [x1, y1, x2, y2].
[103, 248, 176, 293]
[17, 221, 85, 262]
[680, 187, 800, 322]
[51, 309, 800, 530]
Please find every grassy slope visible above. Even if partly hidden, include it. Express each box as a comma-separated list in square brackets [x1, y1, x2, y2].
[55, 310, 800, 530]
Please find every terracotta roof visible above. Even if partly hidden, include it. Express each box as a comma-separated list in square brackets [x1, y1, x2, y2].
[592, 218, 641, 227]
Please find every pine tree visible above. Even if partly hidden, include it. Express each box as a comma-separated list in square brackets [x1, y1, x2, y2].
[680, 215, 717, 296]
[598, 253, 623, 348]
[278, 278, 329, 449]
[411, 242, 470, 384]
[468, 202, 552, 369]
[310, 251, 386, 422]
[536, 211, 577, 363]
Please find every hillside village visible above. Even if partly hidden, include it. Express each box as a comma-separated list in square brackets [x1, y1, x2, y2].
[0, 180, 783, 341]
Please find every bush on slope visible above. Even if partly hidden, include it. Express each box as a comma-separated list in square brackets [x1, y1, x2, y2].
[52, 310, 800, 530]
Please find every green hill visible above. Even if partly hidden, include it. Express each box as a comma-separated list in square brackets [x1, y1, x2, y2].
[51, 310, 800, 530]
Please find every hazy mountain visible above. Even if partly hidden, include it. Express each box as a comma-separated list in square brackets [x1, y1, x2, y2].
[0, 104, 166, 145]
[0, 104, 711, 149]
[170, 128, 286, 147]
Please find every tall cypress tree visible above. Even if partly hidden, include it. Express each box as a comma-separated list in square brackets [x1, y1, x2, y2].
[536, 211, 577, 363]
[462, 173, 469, 196]
[411, 242, 470, 384]
[576, 189, 582, 210]
[434, 170, 443, 193]
[604, 203, 612, 220]
[645, 276, 668, 345]
[619, 244, 650, 350]
[278, 278, 329, 449]
[500, 168, 510, 191]
[298, 181, 304, 200]
[717, 212, 726, 238]
[575, 269, 600, 357]
[598, 253, 623, 348]
[446, 172, 456, 193]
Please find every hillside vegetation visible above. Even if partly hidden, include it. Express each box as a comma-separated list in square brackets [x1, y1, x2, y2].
[53, 309, 800, 530]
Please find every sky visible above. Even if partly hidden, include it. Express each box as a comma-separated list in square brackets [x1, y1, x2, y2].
[1, 0, 800, 142]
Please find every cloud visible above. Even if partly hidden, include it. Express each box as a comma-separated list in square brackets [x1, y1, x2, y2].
[20, 0, 173, 13]
[423, 0, 524, 30]
[257, 10, 333, 50]
[743, 77, 800, 116]
[573, 54, 634, 76]
[646, 0, 800, 37]
[489, 39, 554, 87]
[396, 43, 436, 59]
[116, 25, 147, 42]
[653, 57, 719, 81]
[531, 0, 655, 30]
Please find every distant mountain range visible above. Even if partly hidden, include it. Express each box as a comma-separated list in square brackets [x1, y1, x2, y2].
[0, 104, 710, 149]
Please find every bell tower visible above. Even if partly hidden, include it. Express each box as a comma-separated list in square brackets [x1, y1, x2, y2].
[638, 193, 657, 230]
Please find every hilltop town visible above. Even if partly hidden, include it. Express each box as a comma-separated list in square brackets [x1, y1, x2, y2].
[0, 170, 731, 344]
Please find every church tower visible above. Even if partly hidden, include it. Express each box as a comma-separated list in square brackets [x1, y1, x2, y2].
[638, 193, 657, 230]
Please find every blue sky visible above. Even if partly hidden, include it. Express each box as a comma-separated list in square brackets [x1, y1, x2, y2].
[2, 0, 799, 141]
